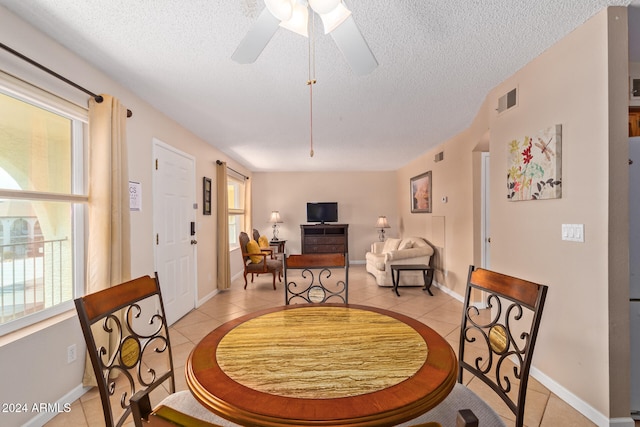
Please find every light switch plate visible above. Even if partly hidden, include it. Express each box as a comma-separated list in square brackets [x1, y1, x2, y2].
[562, 224, 584, 242]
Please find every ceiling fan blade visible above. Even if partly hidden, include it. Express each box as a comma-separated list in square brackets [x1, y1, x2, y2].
[329, 15, 378, 76]
[232, 8, 281, 64]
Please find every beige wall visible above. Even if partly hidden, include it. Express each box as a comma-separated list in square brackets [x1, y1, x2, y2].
[606, 6, 631, 419]
[488, 7, 628, 420]
[395, 7, 630, 423]
[396, 114, 491, 294]
[252, 171, 397, 260]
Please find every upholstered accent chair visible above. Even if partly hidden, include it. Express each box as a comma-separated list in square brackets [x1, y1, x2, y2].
[239, 231, 282, 290]
[253, 228, 274, 258]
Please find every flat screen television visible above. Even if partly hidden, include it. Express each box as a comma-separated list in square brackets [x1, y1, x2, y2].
[307, 202, 338, 223]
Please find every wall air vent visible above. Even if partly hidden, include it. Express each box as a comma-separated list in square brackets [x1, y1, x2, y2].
[434, 151, 444, 162]
[497, 87, 518, 113]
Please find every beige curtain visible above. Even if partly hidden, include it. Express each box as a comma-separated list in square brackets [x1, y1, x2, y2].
[216, 161, 231, 290]
[83, 94, 131, 386]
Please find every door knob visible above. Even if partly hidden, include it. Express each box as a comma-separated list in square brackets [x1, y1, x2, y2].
[191, 239, 198, 245]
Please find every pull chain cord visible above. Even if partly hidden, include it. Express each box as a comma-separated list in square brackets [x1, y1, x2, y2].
[308, 81, 314, 157]
[307, 12, 316, 157]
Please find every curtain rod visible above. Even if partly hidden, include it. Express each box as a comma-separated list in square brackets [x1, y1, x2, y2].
[0, 42, 133, 118]
[216, 160, 249, 180]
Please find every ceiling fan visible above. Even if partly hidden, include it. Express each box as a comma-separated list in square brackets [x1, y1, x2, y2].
[232, 0, 378, 76]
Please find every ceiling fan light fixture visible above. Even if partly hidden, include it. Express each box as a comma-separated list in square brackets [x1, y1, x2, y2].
[280, 3, 309, 37]
[308, 0, 341, 15]
[319, 3, 351, 34]
[264, 0, 294, 22]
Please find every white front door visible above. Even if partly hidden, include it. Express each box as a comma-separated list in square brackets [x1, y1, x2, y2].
[153, 139, 196, 325]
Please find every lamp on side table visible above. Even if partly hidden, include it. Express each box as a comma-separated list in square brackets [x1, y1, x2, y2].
[270, 211, 283, 241]
[376, 216, 390, 241]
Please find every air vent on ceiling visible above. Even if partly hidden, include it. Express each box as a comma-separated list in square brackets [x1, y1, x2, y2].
[434, 151, 444, 162]
[497, 88, 517, 113]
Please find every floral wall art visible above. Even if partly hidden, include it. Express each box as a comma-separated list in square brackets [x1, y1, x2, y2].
[507, 124, 562, 201]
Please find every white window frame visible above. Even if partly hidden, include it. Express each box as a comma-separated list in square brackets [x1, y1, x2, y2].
[0, 71, 87, 336]
[227, 173, 246, 249]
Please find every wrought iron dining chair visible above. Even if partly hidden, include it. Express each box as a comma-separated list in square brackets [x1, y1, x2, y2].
[74, 274, 238, 427]
[402, 265, 548, 427]
[284, 253, 348, 304]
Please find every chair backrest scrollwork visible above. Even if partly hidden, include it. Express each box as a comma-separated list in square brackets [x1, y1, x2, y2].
[75, 274, 174, 427]
[459, 265, 548, 427]
[284, 253, 348, 304]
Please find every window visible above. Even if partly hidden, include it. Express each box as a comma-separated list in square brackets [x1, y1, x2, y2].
[227, 175, 246, 247]
[0, 73, 87, 336]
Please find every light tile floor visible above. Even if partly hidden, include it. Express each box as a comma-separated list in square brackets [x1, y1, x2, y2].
[45, 265, 597, 427]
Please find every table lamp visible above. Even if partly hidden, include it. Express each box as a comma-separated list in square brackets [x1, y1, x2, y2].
[270, 211, 283, 241]
[376, 216, 390, 241]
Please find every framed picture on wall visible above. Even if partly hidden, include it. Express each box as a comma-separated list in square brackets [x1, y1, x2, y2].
[203, 177, 212, 215]
[632, 76, 640, 100]
[410, 171, 432, 213]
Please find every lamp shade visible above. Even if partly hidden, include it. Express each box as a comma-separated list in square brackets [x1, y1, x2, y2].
[264, 0, 294, 21]
[376, 216, 390, 228]
[279, 3, 309, 37]
[308, 0, 340, 15]
[269, 211, 283, 223]
[318, 2, 351, 34]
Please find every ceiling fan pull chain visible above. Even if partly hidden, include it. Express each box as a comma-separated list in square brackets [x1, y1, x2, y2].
[307, 11, 317, 158]
[308, 81, 314, 157]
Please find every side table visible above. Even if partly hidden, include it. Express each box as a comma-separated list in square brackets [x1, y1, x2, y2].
[269, 240, 286, 254]
[390, 264, 434, 297]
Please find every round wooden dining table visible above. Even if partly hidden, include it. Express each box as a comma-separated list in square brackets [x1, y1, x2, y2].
[186, 303, 457, 427]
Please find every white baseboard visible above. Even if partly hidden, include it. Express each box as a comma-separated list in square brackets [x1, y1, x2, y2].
[529, 366, 634, 427]
[432, 280, 464, 303]
[610, 418, 636, 427]
[197, 289, 219, 307]
[231, 271, 243, 282]
[22, 383, 90, 427]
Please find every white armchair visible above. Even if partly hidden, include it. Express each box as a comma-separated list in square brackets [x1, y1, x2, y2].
[365, 237, 435, 287]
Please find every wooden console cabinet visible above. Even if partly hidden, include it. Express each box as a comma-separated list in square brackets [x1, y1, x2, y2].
[631, 108, 640, 137]
[301, 224, 349, 254]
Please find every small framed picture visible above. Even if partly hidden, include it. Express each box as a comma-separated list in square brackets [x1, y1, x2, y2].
[632, 76, 640, 100]
[203, 177, 212, 215]
[410, 171, 432, 213]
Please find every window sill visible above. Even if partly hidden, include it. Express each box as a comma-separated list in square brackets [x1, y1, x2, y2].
[0, 309, 76, 347]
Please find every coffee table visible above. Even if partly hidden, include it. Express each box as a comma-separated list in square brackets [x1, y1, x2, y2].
[391, 264, 434, 296]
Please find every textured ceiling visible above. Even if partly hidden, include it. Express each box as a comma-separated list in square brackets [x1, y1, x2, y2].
[0, 0, 636, 171]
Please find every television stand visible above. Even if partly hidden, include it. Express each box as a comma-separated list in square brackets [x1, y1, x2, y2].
[301, 224, 349, 254]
